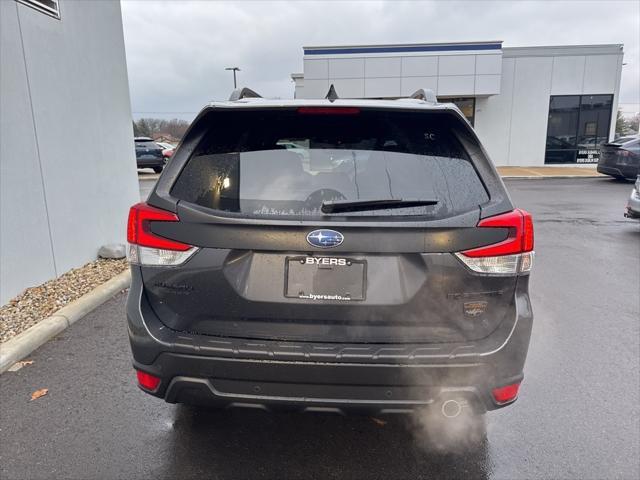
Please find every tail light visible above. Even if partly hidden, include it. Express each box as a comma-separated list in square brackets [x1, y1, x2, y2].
[455, 209, 534, 275]
[136, 370, 161, 392]
[297, 107, 360, 115]
[126, 202, 197, 266]
[492, 382, 521, 404]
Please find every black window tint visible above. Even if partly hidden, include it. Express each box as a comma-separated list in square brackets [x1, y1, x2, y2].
[18, 0, 60, 19]
[171, 110, 488, 220]
[546, 96, 580, 149]
[577, 95, 613, 147]
[545, 94, 613, 164]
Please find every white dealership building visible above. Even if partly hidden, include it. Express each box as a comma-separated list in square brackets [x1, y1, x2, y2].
[291, 41, 624, 167]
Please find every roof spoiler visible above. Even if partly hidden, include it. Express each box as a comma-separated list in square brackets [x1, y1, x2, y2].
[229, 87, 262, 101]
[409, 88, 437, 103]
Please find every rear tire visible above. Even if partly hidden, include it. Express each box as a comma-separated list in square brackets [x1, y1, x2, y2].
[153, 166, 163, 173]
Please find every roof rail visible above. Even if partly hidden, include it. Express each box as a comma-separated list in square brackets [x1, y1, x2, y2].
[325, 84, 339, 102]
[229, 87, 262, 101]
[409, 88, 437, 103]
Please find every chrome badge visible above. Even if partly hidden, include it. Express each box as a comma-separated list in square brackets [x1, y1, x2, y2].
[306, 229, 344, 248]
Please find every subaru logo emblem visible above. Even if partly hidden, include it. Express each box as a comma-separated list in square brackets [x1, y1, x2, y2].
[306, 229, 344, 248]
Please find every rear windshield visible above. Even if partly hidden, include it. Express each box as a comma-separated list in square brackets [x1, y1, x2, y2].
[171, 109, 488, 219]
[611, 136, 639, 145]
[136, 141, 160, 149]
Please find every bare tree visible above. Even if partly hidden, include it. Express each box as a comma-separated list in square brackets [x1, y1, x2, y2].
[133, 118, 190, 141]
[615, 110, 629, 137]
[136, 118, 152, 137]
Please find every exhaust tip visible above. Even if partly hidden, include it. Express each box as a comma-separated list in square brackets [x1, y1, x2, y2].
[441, 399, 463, 418]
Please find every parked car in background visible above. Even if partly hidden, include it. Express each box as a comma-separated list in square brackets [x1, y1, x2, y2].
[126, 88, 535, 421]
[156, 142, 176, 160]
[597, 135, 640, 180]
[625, 175, 640, 219]
[135, 137, 165, 173]
[155, 141, 175, 151]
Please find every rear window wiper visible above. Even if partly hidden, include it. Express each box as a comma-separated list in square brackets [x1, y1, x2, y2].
[321, 198, 439, 214]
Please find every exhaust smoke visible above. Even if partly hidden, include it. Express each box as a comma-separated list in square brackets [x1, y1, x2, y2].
[408, 400, 487, 453]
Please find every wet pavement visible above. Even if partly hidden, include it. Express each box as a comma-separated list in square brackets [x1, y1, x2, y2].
[1, 178, 639, 479]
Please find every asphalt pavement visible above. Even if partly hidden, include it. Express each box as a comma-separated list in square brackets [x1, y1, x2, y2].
[1, 177, 639, 480]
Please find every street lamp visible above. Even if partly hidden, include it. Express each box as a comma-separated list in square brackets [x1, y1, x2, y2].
[225, 67, 241, 89]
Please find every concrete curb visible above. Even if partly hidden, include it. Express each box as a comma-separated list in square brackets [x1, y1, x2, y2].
[0, 269, 131, 374]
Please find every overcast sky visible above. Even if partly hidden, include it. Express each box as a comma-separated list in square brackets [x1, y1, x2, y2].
[121, 0, 640, 121]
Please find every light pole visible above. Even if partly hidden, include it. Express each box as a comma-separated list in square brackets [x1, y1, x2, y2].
[225, 67, 240, 89]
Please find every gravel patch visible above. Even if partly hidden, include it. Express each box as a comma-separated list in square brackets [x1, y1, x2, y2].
[0, 259, 128, 343]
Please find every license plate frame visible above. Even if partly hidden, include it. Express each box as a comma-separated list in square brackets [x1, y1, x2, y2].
[284, 256, 367, 301]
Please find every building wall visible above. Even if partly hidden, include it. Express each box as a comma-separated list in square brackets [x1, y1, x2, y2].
[474, 55, 555, 166]
[0, 0, 139, 304]
[294, 43, 623, 167]
[300, 42, 503, 99]
[474, 46, 623, 166]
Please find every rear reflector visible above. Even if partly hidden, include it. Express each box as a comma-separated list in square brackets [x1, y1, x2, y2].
[456, 209, 534, 275]
[127, 202, 198, 266]
[297, 107, 360, 115]
[136, 370, 161, 391]
[492, 382, 521, 404]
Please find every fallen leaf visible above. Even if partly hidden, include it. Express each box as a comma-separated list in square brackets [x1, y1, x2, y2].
[30, 388, 48, 401]
[371, 417, 387, 426]
[7, 360, 34, 372]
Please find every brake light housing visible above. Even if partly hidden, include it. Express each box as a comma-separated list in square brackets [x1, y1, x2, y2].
[455, 209, 534, 275]
[297, 107, 360, 115]
[126, 202, 197, 266]
[492, 382, 521, 404]
[136, 370, 161, 392]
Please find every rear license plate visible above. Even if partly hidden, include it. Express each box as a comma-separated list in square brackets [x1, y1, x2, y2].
[285, 257, 366, 301]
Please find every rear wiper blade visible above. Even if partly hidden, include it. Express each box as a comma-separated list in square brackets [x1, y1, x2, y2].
[321, 198, 438, 214]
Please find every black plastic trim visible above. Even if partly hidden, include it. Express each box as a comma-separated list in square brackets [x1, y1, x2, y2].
[149, 220, 509, 253]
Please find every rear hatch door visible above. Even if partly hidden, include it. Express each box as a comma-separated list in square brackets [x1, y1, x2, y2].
[142, 106, 517, 344]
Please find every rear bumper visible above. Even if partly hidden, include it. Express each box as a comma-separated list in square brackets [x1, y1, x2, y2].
[597, 163, 638, 179]
[136, 157, 164, 168]
[127, 268, 533, 414]
[139, 355, 523, 415]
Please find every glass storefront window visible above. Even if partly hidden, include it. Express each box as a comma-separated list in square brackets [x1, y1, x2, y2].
[438, 97, 475, 126]
[577, 95, 614, 149]
[545, 94, 613, 164]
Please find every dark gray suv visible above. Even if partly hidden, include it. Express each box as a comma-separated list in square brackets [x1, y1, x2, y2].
[135, 137, 165, 173]
[126, 89, 534, 418]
